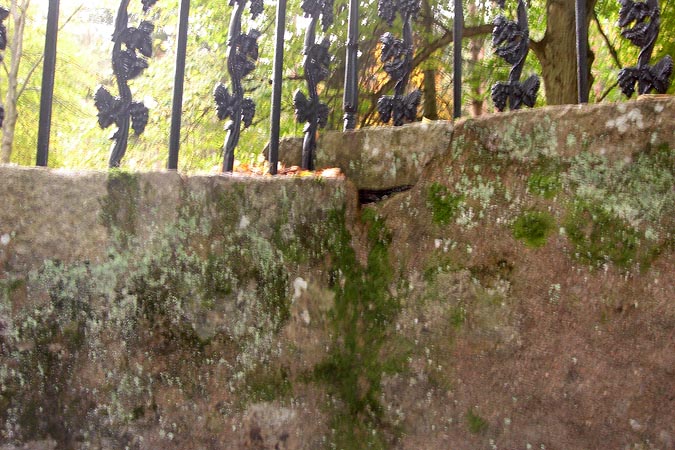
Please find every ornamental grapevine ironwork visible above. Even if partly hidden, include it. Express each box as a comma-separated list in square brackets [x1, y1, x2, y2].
[491, 0, 540, 111]
[293, 0, 334, 170]
[214, 0, 263, 172]
[0, 6, 8, 127]
[617, 0, 673, 97]
[377, 0, 421, 126]
[94, 0, 159, 168]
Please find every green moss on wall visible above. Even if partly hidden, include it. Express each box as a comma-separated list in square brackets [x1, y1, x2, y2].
[427, 182, 464, 226]
[512, 210, 555, 248]
[527, 162, 562, 199]
[312, 206, 401, 449]
[465, 408, 488, 434]
[100, 170, 141, 248]
[565, 200, 642, 269]
[567, 145, 675, 226]
[564, 144, 675, 269]
[242, 365, 292, 404]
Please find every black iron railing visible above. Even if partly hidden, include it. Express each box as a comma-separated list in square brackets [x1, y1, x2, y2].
[10, 0, 673, 171]
[94, 0, 157, 168]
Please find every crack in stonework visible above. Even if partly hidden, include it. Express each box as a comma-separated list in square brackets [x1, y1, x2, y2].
[358, 185, 413, 204]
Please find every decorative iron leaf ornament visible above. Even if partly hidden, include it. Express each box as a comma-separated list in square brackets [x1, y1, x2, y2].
[0, 6, 9, 127]
[0, 6, 8, 52]
[95, 0, 157, 168]
[491, 0, 540, 111]
[617, 0, 673, 97]
[214, 0, 263, 172]
[294, 0, 334, 170]
[377, 0, 421, 126]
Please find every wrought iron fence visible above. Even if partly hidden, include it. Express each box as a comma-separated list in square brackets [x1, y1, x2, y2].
[12, 0, 674, 172]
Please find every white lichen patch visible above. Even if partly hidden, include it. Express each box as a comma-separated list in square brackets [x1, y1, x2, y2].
[301, 308, 311, 325]
[605, 109, 645, 133]
[566, 134, 577, 148]
[239, 215, 251, 229]
[650, 132, 659, 145]
[293, 277, 308, 301]
[0, 233, 9, 246]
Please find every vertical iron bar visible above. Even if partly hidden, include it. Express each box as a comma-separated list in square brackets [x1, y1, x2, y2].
[268, 0, 286, 175]
[453, 0, 463, 118]
[576, 0, 589, 103]
[343, 0, 358, 130]
[168, 0, 190, 170]
[36, 0, 60, 167]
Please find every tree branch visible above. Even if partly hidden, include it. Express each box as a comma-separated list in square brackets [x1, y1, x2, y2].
[17, 4, 84, 99]
[592, 9, 622, 69]
[598, 80, 619, 102]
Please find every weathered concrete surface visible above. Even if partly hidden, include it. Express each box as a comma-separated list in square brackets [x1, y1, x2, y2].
[1, 97, 675, 450]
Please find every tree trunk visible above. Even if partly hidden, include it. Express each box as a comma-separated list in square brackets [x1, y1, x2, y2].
[1, 0, 29, 164]
[530, 0, 596, 105]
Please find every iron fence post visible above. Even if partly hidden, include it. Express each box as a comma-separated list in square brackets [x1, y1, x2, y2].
[343, 0, 358, 130]
[0, 7, 9, 128]
[268, 0, 286, 175]
[268, 0, 287, 175]
[168, 0, 190, 170]
[576, 0, 589, 103]
[453, 0, 462, 118]
[36, 0, 60, 167]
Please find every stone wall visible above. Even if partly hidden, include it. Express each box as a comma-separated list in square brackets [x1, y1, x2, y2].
[1, 97, 674, 449]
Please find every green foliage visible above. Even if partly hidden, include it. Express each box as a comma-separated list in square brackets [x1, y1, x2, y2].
[512, 210, 555, 248]
[5, 0, 671, 169]
[427, 182, 464, 225]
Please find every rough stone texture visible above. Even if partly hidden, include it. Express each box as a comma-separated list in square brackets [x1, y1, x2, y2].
[268, 121, 454, 190]
[263, 137, 304, 169]
[275, 98, 675, 192]
[452, 95, 675, 164]
[0, 168, 354, 449]
[316, 121, 454, 190]
[375, 97, 675, 450]
[1, 97, 675, 449]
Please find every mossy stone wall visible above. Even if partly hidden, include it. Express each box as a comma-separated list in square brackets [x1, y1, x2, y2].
[1, 98, 675, 449]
